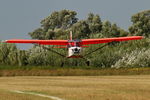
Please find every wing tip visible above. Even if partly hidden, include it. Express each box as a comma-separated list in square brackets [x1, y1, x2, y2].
[1, 40, 8, 43]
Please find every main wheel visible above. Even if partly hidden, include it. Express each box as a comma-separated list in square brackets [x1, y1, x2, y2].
[61, 62, 64, 67]
[86, 60, 90, 66]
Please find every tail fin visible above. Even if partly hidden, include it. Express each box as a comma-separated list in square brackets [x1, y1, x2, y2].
[70, 31, 72, 41]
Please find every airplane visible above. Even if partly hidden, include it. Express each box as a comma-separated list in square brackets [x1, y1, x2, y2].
[4, 31, 143, 66]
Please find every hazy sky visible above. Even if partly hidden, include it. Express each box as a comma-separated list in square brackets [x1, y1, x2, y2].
[0, 0, 150, 49]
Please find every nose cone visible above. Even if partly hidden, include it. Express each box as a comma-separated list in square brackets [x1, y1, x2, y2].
[73, 47, 81, 53]
[75, 48, 78, 52]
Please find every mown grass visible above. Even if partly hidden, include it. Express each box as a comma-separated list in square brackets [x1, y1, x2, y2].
[0, 65, 150, 76]
[1, 76, 150, 100]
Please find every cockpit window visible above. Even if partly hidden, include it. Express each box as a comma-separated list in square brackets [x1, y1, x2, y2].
[68, 40, 81, 48]
[76, 42, 80, 47]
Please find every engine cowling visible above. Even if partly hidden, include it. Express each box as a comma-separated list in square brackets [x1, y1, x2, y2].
[68, 47, 82, 57]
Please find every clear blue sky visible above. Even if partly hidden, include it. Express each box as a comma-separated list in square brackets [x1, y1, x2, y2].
[0, 0, 149, 49]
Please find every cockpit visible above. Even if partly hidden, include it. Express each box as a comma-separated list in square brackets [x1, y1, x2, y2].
[68, 40, 82, 57]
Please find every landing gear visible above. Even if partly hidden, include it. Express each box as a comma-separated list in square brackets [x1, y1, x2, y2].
[41, 41, 118, 67]
[61, 62, 64, 67]
[82, 42, 118, 66]
[86, 60, 90, 66]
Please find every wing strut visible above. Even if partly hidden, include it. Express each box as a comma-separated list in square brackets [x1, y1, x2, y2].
[41, 45, 66, 57]
[81, 41, 119, 66]
[83, 41, 119, 57]
[83, 44, 108, 57]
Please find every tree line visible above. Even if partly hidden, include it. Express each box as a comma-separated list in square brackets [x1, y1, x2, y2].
[0, 9, 150, 68]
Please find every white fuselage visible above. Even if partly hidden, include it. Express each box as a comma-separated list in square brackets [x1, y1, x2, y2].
[68, 46, 82, 57]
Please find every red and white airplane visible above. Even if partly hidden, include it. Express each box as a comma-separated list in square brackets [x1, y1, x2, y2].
[4, 32, 143, 66]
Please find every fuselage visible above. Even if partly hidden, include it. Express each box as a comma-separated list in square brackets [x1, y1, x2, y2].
[67, 39, 82, 58]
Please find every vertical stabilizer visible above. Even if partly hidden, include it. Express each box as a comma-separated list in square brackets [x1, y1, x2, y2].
[70, 31, 72, 41]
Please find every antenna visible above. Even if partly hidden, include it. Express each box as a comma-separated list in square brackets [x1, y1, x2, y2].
[70, 31, 72, 41]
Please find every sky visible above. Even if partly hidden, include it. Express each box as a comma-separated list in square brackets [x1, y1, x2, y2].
[0, 0, 150, 49]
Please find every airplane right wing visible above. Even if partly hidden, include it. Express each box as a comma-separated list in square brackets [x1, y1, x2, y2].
[81, 36, 143, 45]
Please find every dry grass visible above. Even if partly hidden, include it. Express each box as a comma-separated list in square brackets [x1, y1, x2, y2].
[0, 76, 150, 100]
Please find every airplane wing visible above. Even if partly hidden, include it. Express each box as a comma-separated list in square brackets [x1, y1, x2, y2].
[81, 36, 143, 45]
[5, 39, 68, 45]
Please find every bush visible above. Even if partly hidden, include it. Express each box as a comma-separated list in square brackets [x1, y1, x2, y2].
[112, 48, 150, 68]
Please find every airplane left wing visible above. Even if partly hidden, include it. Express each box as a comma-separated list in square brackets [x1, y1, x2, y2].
[81, 36, 143, 45]
[5, 39, 68, 45]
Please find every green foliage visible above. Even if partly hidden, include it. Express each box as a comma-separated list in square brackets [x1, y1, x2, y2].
[129, 10, 150, 37]
[29, 28, 45, 40]
[112, 48, 150, 68]
[0, 43, 18, 65]
[17, 50, 28, 66]
[27, 46, 48, 65]
[0, 43, 28, 66]
[41, 9, 78, 30]
[86, 13, 102, 33]
[91, 46, 122, 68]
[71, 20, 91, 38]
[101, 21, 128, 37]
[112, 39, 150, 68]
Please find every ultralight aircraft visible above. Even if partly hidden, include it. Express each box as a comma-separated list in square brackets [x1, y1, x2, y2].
[4, 31, 143, 66]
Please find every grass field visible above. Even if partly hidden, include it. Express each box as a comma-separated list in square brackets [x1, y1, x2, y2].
[0, 76, 150, 100]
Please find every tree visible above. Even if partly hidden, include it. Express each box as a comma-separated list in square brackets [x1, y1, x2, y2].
[29, 9, 78, 40]
[0, 43, 18, 65]
[86, 13, 102, 33]
[71, 20, 91, 38]
[29, 28, 45, 40]
[41, 9, 78, 31]
[101, 21, 128, 37]
[129, 10, 150, 37]
[27, 46, 48, 65]
[17, 50, 28, 66]
[101, 21, 112, 37]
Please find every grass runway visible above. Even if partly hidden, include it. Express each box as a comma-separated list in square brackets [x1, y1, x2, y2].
[0, 75, 150, 100]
